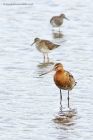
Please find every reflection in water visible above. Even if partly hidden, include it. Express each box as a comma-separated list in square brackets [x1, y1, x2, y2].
[37, 61, 54, 76]
[53, 116, 75, 124]
[37, 61, 54, 68]
[53, 109, 77, 124]
[53, 112, 77, 140]
[52, 31, 64, 39]
[54, 121, 76, 140]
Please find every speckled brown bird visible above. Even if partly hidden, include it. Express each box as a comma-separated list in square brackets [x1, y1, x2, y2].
[40, 63, 76, 112]
[31, 38, 60, 62]
[50, 14, 69, 31]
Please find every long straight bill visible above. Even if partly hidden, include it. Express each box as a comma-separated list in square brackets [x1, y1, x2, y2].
[65, 17, 69, 20]
[31, 41, 35, 46]
[39, 69, 53, 76]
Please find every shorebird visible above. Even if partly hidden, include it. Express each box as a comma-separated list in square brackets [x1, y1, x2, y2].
[50, 14, 69, 31]
[31, 38, 60, 62]
[40, 63, 76, 112]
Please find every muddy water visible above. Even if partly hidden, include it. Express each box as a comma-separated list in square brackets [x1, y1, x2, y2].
[0, 0, 93, 139]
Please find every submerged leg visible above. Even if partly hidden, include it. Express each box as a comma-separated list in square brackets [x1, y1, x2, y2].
[60, 89, 62, 112]
[68, 90, 70, 108]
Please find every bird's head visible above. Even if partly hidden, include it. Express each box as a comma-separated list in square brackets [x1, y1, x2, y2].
[54, 63, 63, 71]
[39, 63, 64, 76]
[31, 38, 40, 46]
[60, 14, 69, 20]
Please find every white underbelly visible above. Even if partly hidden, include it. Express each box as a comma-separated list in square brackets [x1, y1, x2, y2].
[36, 45, 50, 53]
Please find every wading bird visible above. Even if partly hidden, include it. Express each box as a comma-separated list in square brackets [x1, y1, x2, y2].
[40, 63, 76, 112]
[31, 38, 60, 63]
[50, 14, 69, 31]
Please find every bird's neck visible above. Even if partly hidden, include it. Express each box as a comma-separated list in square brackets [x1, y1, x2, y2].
[54, 70, 64, 82]
[60, 16, 64, 21]
[57, 69, 64, 73]
[55, 69, 64, 77]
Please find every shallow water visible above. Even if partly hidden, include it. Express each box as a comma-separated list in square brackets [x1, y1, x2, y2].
[0, 0, 93, 139]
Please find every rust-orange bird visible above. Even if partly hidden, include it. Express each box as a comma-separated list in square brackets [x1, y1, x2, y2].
[40, 63, 77, 112]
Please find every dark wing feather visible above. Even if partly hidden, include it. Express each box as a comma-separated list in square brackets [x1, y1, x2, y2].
[50, 16, 58, 23]
[66, 71, 76, 86]
[50, 16, 62, 26]
[42, 40, 60, 50]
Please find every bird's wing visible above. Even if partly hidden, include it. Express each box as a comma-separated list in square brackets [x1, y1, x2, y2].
[50, 16, 57, 23]
[66, 71, 74, 78]
[65, 71, 76, 84]
[51, 16, 62, 25]
[42, 40, 60, 50]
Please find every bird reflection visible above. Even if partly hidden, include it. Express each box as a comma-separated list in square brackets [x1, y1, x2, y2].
[53, 108, 77, 124]
[37, 61, 54, 69]
[52, 31, 64, 39]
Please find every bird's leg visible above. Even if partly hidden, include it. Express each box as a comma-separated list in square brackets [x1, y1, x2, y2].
[59, 27, 61, 33]
[43, 53, 45, 63]
[52, 28, 55, 32]
[58, 28, 61, 38]
[67, 90, 70, 108]
[46, 53, 49, 63]
[60, 89, 62, 112]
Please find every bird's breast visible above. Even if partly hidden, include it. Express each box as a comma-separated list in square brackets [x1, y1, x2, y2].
[36, 42, 50, 53]
[51, 18, 63, 27]
[54, 71, 74, 90]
